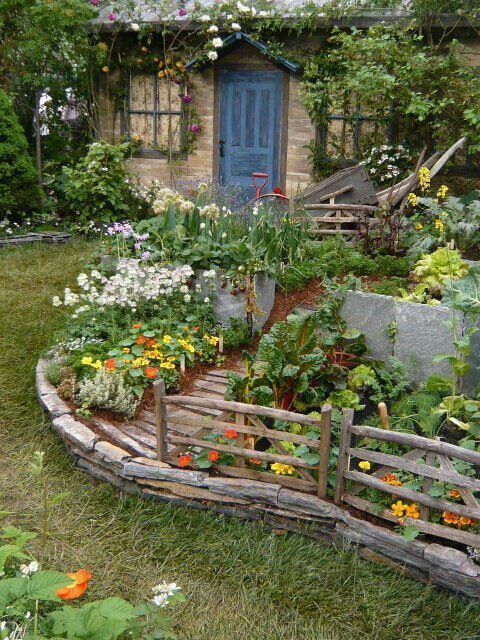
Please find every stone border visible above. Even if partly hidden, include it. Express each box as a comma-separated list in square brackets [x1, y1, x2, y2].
[340, 290, 480, 392]
[36, 358, 480, 599]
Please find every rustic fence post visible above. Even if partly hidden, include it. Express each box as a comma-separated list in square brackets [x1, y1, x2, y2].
[154, 380, 167, 462]
[317, 404, 332, 499]
[334, 408, 354, 505]
[420, 450, 436, 521]
[236, 411, 246, 467]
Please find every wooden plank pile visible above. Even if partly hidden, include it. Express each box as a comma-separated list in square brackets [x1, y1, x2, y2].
[297, 137, 466, 238]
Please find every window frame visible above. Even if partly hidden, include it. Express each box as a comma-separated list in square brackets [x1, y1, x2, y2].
[126, 72, 187, 159]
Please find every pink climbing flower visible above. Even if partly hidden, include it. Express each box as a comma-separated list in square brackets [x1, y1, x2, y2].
[107, 12, 116, 21]
[178, 8, 187, 16]
[90, 0, 99, 5]
[182, 95, 192, 104]
[190, 124, 200, 133]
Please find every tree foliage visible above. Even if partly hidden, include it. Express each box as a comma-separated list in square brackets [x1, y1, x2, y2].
[301, 24, 480, 155]
[0, 89, 41, 217]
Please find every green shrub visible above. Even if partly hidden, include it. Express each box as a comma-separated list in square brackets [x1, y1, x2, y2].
[62, 140, 148, 226]
[0, 89, 42, 218]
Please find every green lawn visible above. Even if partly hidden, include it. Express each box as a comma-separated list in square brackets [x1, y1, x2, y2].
[1, 241, 479, 640]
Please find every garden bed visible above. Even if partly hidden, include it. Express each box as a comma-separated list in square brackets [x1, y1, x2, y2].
[37, 357, 480, 600]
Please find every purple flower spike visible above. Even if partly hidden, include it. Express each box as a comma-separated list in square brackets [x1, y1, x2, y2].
[108, 12, 116, 21]
[182, 94, 192, 104]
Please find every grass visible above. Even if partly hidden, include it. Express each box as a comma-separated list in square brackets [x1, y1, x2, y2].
[0, 241, 480, 640]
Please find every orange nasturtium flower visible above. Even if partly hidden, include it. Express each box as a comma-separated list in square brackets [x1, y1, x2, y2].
[380, 473, 403, 487]
[56, 569, 92, 600]
[104, 358, 116, 372]
[449, 489, 461, 500]
[132, 323, 142, 329]
[144, 366, 159, 379]
[442, 511, 459, 525]
[178, 453, 191, 468]
[208, 450, 219, 462]
[224, 429, 238, 440]
[136, 335, 148, 346]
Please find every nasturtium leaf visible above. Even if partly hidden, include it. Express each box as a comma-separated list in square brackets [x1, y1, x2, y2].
[302, 452, 320, 466]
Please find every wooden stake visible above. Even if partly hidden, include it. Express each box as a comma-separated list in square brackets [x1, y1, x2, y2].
[180, 353, 185, 373]
[317, 404, 332, 499]
[218, 334, 224, 354]
[378, 402, 390, 430]
[334, 409, 354, 505]
[154, 380, 168, 462]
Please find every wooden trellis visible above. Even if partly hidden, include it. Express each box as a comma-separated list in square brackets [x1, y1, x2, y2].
[335, 411, 480, 547]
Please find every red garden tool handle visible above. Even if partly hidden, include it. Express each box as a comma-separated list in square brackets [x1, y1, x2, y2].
[251, 172, 269, 198]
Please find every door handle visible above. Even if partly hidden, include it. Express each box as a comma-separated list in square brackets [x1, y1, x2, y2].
[219, 139, 225, 158]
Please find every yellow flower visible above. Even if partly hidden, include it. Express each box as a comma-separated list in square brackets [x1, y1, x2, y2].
[391, 500, 407, 518]
[437, 185, 448, 199]
[418, 167, 431, 191]
[91, 360, 102, 370]
[160, 361, 175, 370]
[81, 356, 93, 365]
[271, 462, 295, 475]
[204, 335, 219, 346]
[102, 66, 109, 73]
[122, 348, 130, 354]
[405, 503, 420, 519]
[162, 335, 172, 344]
[414, 223, 423, 231]
[434, 219, 445, 233]
[178, 338, 195, 353]
[132, 357, 150, 368]
[358, 461, 371, 472]
[407, 193, 419, 207]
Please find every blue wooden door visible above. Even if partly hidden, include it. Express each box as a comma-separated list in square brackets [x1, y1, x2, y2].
[219, 70, 282, 200]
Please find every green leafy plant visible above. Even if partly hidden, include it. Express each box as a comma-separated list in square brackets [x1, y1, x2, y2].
[410, 247, 468, 298]
[62, 141, 148, 226]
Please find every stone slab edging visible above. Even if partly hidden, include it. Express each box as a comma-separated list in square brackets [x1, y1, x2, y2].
[36, 358, 480, 599]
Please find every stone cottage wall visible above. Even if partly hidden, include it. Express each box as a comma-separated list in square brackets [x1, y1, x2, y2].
[97, 42, 315, 196]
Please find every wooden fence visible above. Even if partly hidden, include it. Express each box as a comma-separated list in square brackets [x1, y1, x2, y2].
[154, 383, 480, 547]
[334, 410, 480, 547]
[154, 381, 332, 498]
